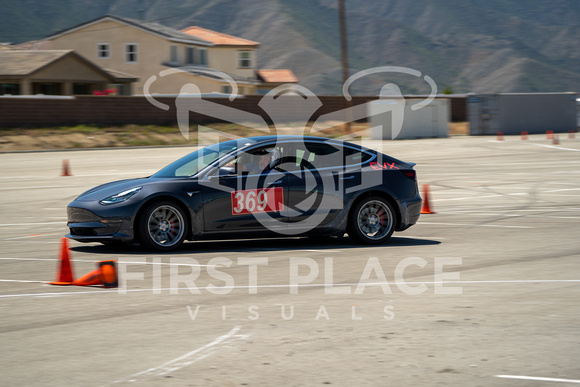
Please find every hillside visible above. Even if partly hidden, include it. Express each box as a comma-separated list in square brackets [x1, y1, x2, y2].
[1, 0, 580, 95]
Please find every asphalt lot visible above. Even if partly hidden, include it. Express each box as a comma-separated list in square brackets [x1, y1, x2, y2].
[1, 133, 579, 386]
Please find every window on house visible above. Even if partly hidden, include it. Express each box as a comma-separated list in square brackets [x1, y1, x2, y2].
[73, 83, 91, 95]
[238, 51, 252, 68]
[125, 43, 138, 63]
[97, 43, 110, 59]
[33, 83, 62, 95]
[198, 48, 207, 66]
[170, 45, 178, 64]
[0, 83, 20, 95]
[185, 47, 195, 65]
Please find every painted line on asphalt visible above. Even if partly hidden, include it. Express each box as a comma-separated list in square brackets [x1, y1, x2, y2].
[2, 279, 579, 299]
[0, 257, 215, 267]
[417, 222, 532, 229]
[0, 279, 45, 283]
[441, 212, 580, 220]
[496, 375, 580, 384]
[106, 325, 248, 384]
[0, 221, 64, 227]
[302, 249, 342, 253]
[0, 185, 81, 191]
[433, 192, 528, 202]
[529, 143, 580, 152]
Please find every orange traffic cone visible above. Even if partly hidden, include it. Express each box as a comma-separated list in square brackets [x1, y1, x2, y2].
[420, 184, 436, 214]
[61, 159, 72, 176]
[49, 238, 75, 285]
[521, 131, 528, 140]
[73, 260, 118, 288]
[99, 260, 118, 288]
[72, 268, 102, 286]
[546, 130, 554, 140]
[496, 131, 504, 141]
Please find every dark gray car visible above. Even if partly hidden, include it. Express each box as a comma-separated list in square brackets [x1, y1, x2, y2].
[66, 136, 422, 251]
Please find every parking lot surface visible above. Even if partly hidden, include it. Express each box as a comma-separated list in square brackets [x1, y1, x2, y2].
[1, 134, 579, 386]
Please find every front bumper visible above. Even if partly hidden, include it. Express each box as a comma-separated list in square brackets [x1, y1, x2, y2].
[66, 207, 134, 243]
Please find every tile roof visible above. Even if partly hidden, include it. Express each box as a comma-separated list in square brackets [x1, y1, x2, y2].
[47, 15, 211, 46]
[181, 26, 259, 47]
[256, 69, 298, 83]
[0, 50, 72, 75]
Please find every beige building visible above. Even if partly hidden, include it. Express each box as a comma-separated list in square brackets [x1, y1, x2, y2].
[45, 15, 297, 95]
[0, 48, 136, 96]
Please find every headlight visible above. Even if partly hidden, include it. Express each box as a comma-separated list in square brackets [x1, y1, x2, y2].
[99, 187, 142, 205]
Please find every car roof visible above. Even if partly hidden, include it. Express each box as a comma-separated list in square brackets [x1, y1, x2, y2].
[240, 135, 373, 151]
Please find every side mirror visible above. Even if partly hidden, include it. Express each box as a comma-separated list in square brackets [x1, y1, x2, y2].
[218, 166, 236, 176]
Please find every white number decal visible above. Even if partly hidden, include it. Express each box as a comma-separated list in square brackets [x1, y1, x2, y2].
[257, 190, 267, 211]
[246, 190, 257, 212]
[233, 192, 244, 213]
[231, 187, 284, 215]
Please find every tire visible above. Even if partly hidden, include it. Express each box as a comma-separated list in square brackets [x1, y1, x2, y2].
[137, 200, 188, 251]
[347, 196, 396, 245]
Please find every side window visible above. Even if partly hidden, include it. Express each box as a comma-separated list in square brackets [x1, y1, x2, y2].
[295, 142, 342, 170]
[224, 146, 283, 175]
[344, 147, 374, 165]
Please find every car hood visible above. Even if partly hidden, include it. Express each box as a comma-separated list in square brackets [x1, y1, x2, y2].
[73, 177, 154, 201]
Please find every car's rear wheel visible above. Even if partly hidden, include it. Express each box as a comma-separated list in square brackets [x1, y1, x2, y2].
[348, 196, 395, 245]
[138, 201, 188, 251]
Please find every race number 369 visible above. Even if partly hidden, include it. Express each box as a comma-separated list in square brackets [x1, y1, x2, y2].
[231, 187, 284, 215]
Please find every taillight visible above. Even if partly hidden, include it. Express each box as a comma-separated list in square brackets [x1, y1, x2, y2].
[401, 170, 416, 181]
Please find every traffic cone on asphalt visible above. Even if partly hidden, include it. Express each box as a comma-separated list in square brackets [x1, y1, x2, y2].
[496, 131, 504, 141]
[420, 184, 436, 214]
[98, 260, 118, 288]
[49, 238, 75, 285]
[546, 130, 554, 140]
[61, 159, 72, 176]
[521, 131, 528, 140]
[73, 260, 118, 288]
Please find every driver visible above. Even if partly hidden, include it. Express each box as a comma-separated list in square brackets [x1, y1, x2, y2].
[243, 148, 279, 174]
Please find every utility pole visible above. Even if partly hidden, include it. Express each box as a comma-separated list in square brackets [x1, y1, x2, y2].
[338, 0, 351, 132]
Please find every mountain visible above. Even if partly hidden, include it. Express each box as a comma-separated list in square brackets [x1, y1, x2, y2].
[1, 0, 580, 95]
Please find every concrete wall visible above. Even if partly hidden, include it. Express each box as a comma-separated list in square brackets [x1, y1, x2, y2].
[370, 98, 449, 140]
[468, 93, 578, 135]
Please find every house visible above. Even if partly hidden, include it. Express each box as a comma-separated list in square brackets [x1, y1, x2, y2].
[45, 15, 298, 96]
[0, 47, 137, 96]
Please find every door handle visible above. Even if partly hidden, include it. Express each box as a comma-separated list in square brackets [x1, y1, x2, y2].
[340, 175, 355, 180]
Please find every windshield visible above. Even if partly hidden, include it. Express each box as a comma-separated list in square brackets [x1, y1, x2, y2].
[151, 140, 242, 178]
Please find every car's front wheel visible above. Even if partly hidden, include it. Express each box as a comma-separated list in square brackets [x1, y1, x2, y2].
[137, 201, 188, 251]
[348, 196, 396, 245]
